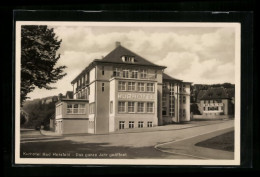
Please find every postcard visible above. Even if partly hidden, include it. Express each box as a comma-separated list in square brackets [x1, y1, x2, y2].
[15, 21, 241, 165]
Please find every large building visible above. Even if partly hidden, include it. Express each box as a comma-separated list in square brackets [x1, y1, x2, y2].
[54, 42, 191, 134]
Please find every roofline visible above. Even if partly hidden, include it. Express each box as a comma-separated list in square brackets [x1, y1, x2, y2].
[71, 60, 97, 84]
[56, 99, 89, 105]
[95, 60, 167, 69]
[183, 82, 193, 84]
[200, 97, 231, 100]
[71, 60, 167, 84]
[163, 78, 183, 82]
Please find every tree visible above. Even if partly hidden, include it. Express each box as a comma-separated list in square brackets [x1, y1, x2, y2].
[21, 25, 66, 105]
[191, 103, 201, 115]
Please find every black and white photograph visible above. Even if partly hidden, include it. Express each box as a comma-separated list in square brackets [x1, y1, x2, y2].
[15, 21, 241, 165]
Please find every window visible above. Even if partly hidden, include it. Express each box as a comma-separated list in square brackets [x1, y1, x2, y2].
[82, 88, 87, 99]
[89, 103, 95, 114]
[170, 83, 174, 94]
[73, 104, 79, 113]
[110, 101, 113, 114]
[119, 121, 125, 129]
[162, 107, 167, 116]
[140, 69, 147, 79]
[122, 56, 135, 63]
[118, 81, 126, 91]
[162, 93, 167, 115]
[169, 83, 175, 116]
[102, 83, 105, 92]
[121, 56, 125, 62]
[102, 66, 104, 75]
[78, 104, 85, 114]
[67, 104, 86, 114]
[180, 109, 182, 118]
[203, 107, 206, 111]
[123, 69, 129, 78]
[183, 84, 186, 92]
[137, 102, 145, 113]
[183, 96, 186, 104]
[128, 102, 135, 113]
[147, 83, 154, 92]
[183, 109, 186, 118]
[82, 77, 85, 86]
[162, 94, 167, 107]
[129, 121, 134, 129]
[163, 82, 167, 89]
[155, 70, 157, 78]
[118, 102, 126, 113]
[128, 82, 135, 91]
[67, 104, 72, 114]
[138, 83, 145, 92]
[113, 68, 120, 77]
[131, 70, 138, 78]
[138, 121, 144, 128]
[147, 121, 153, 127]
[85, 73, 89, 84]
[147, 102, 154, 113]
[170, 107, 175, 117]
[208, 106, 218, 111]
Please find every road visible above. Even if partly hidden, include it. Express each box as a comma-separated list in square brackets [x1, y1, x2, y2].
[20, 120, 234, 159]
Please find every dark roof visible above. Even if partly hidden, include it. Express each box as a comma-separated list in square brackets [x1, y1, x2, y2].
[196, 90, 208, 102]
[163, 73, 182, 82]
[66, 91, 73, 99]
[71, 43, 166, 84]
[225, 88, 235, 98]
[200, 87, 233, 100]
[101, 45, 165, 67]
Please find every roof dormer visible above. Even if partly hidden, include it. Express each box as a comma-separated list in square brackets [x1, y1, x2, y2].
[121, 55, 135, 63]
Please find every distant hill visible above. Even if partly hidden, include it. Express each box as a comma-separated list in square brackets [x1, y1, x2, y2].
[21, 96, 58, 129]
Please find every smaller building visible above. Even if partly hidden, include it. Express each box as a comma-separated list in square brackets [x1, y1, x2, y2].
[54, 99, 89, 134]
[162, 73, 191, 124]
[199, 87, 234, 118]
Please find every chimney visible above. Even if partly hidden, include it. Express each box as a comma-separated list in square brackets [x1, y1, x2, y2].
[58, 93, 63, 101]
[115, 41, 121, 48]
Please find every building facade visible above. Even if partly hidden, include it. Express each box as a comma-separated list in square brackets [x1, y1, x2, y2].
[54, 42, 191, 134]
[162, 73, 191, 124]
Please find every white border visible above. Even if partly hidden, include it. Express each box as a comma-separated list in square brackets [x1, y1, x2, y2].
[15, 21, 241, 165]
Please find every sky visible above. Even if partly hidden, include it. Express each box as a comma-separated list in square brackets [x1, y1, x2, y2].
[25, 23, 237, 100]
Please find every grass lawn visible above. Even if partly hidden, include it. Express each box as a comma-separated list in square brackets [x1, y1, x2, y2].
[195, 131, 234, 152]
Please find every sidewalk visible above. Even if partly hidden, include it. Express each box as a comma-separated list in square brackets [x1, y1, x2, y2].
[40, 130, 62, 136]
[111, 119, 232, 134]
[40, 119, 233, 137]
[155, 127, 234, 159]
